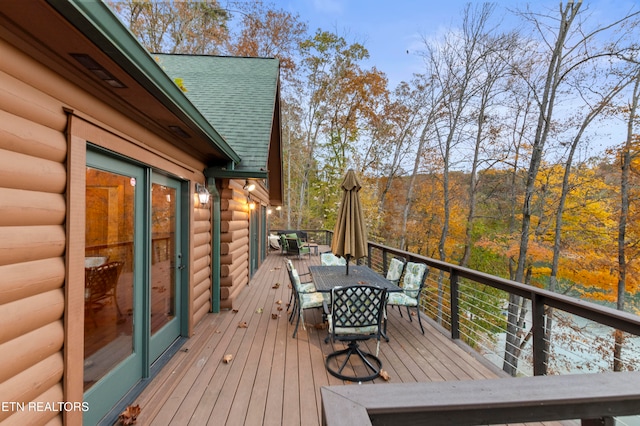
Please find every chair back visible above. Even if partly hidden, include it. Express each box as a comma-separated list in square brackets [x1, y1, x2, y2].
[386, 257, 406, 284]
[284, 258, 294, 272]
[279, 234, 289, 252]
[287, 237, 311, 258]
[85, 261, 123, 300]
[286, 237, 298, 249]
[402, 262, 428, 298]
[329, 285, 387, 337]
[320, 252, 347, 266]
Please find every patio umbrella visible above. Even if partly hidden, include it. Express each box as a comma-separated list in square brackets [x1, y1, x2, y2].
[331, 169, 368, 275]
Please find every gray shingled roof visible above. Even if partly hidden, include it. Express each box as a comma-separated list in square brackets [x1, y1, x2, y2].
[156, 54, 280, 172]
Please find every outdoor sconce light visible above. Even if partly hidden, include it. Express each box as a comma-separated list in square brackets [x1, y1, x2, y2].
[248, 200, 256, 210]
[243, 180, 256, 192]
[196, 183, 210, 205]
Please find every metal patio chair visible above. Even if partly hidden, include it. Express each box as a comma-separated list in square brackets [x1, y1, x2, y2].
[324, 285, 387, 382]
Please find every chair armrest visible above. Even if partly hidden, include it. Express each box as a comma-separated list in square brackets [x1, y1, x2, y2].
[322, 299, 330, 316]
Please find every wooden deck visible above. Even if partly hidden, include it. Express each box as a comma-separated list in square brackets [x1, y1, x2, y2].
[131, 251, 566, 425]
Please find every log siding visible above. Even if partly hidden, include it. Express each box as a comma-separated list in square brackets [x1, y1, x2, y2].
[0, 39, 67, 425]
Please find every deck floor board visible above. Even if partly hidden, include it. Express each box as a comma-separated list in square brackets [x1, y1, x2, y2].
[131, 251, 570, 426]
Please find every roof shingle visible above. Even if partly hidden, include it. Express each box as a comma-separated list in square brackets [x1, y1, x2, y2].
[156, 54, 280, 172]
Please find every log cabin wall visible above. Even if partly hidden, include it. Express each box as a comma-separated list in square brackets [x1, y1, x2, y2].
[0, 39, 68, 425]
[218, 178, 271, 309]
[219, 179, 250, 309]
[0, 34, 212, 424]
[193, 202, 212, 324]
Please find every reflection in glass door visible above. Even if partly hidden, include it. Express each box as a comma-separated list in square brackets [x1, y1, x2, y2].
[150, 176, 182, 362]
[151, 183, 176, 333]
[84, 168, 136, 390]
[83, 153, 144, 426]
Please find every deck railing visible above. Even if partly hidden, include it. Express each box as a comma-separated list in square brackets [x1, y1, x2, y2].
[281, 231, 640, 424]
[365, 242, 640, 377]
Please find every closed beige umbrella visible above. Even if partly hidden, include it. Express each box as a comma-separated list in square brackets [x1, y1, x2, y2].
[331, 169, 368, 274]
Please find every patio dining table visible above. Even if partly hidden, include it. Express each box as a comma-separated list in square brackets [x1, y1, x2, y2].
[308, 265, 401, 293]
[309, 265, 402, 342]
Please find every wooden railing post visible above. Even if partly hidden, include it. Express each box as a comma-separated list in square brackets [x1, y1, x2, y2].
[451, 271, 460, 340]
[532, 293, 546, 376]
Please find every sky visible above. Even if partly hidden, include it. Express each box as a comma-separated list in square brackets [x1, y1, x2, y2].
[266, 0, 639, 89]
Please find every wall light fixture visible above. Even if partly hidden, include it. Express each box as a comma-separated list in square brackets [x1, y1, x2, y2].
[196, 183, 210, 206]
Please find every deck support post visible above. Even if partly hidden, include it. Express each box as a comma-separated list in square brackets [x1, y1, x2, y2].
[532, 292, 547, 375]
[450, 271, 460, 340]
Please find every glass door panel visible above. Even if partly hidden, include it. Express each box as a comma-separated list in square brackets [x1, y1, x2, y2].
[84, 151, 145, 426]
[149, 175, 182, 362]
[150, 183, 176, 334]
[84, 167, 136, 390]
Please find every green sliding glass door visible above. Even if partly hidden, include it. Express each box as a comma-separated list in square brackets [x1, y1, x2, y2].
[83, 148, 184, 424]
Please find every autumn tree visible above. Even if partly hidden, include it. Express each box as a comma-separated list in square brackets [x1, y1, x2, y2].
[360, 79, 425, 244]
[504, 0, 640, 376]
[225, 0, 307, 82]
[106, 0, 230, 54]
[293, 30, 387, 229]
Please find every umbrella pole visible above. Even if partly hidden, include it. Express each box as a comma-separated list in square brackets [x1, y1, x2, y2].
[346, 255, 350, 275]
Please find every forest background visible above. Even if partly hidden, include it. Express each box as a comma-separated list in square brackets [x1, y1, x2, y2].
[107, 1, 640, 318]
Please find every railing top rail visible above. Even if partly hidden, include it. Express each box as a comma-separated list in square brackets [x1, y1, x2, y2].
[322, 371, 640, 426]
[368, 241, 640, 335]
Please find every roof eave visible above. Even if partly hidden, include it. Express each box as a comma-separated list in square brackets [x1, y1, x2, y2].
[50, 0, 241, 165]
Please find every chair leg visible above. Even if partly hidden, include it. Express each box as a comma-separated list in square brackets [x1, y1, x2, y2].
[415, 306, 425, 334]
[406, 306, 412, 322]
[292, 307, 305, 338]
[292, 311, 301, 338]
[382, 306, 390, 342]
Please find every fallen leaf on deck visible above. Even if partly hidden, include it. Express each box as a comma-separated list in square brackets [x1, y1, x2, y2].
[379, 370, 391, 381]
[358, 281, 367, 284]
[223, 354, 233, 363]
[314, 323, 327, 329]
[232, 309, 239, 313]
[118, 404, 141, 425]
[288, 284, 292, 289]
[256, 308, 263, 313]
[410, 311, 416, 316]
[275, 300, 282, 305]
[238, 321, 248, 328]
[271, 313, 279, 319]
[272, 282, 280, 289]
[277, 306, 283, 311]
[215, 330, 221, 334]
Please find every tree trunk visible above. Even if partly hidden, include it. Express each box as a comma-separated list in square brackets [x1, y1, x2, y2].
[508, 1, 581, 376]
[615, 71, 640, 371]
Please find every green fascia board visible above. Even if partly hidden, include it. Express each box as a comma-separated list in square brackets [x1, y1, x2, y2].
[204, 167, 268, 180]
[155, 54, 280, 174]
[49, 0, 240, 164]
